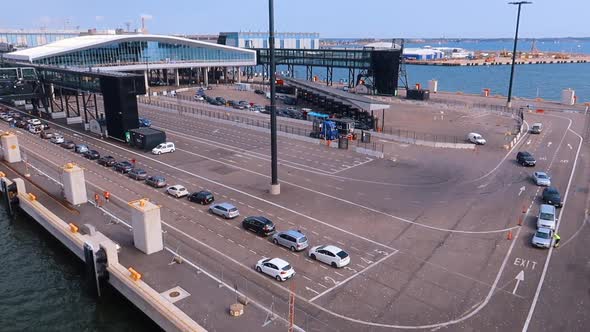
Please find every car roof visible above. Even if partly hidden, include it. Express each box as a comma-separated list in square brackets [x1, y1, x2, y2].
[196, 190, 212, 195]
[544, 187, 558, 193]
[281, 229, 306, 238]
[171, 185, 185, 189]
[321, 245, 344, 253]
[540, 204, 555, 213]
[151, 175, 165, 180]
[268, 258, 289, 268]
[535, 171, 548, 176]
[217, 202, 236, 209]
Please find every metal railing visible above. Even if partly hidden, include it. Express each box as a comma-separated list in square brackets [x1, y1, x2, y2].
[379, 126, 463, 144]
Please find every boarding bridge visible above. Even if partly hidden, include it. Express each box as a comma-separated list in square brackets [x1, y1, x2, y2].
[0, 64, 145, 140]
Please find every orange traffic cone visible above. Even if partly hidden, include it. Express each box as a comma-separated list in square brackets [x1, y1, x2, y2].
[518, 216, 523, 226]
[522, 205, 527, 214]
[507, 230, 513, 240]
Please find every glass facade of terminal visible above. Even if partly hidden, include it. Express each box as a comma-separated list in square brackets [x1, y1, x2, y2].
[33, 40, 255, 68]
[0, 32, 78, 47]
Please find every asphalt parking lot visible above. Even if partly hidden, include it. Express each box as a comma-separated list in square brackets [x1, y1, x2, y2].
[1, 98, 588, 331]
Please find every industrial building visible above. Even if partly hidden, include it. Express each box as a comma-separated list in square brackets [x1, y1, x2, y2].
[219, 32, 320, 49]
[3, 34, 257, 92]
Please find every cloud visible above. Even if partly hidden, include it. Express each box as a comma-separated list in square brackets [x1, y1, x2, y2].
[140, 14, 153, 20]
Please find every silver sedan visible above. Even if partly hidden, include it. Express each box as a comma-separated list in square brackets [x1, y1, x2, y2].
[533, 171, 551, 186]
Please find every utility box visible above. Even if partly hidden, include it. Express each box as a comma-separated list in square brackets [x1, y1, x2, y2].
[127, 128, 166, 151]
[129, 199, 163, 255]
[427, 79, 438, 93]
[361, 131, 371, 143]
[561, 89, 575, 105]
[338, 136, 349, 149]
[61, 163, 88, 205]
[0, 133, 22, 163]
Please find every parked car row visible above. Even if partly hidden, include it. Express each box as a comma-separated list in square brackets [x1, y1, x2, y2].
[20, 112, 350, 283]
[515, 145, 562, 249]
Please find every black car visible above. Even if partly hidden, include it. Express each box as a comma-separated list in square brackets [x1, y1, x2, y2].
[187, 190, 214, 205]
[60, 140, 76, 149]
[15, 120, 28, 128]
[128, 168, 148, 180]
[254, 89, 265, 95]
[242, 216, 275, 236]
[542, 187, 562, 207]
[97, 155, 116, 167]
[113, 161, 134, 173]
[83, 149, 100, 160]
[215, 97, 226, 104]
[516, 151, 536, 166]
[145, 175, 167, 188]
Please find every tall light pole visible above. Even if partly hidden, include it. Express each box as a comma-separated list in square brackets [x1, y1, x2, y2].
[269, 0, 280, 195]
[506, 1, 532, 108]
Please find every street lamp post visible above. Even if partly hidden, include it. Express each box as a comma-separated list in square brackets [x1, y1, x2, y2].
[506, 1, 532, 108]
[143, 56, 151, 104]
[268, 0, 280, 195]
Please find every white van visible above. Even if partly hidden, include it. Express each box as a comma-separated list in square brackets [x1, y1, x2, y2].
[152, 142, 175, 155]
[537, 204, 557, 230]
[530, 123, 543, 134]
[467, 132, 486, 145]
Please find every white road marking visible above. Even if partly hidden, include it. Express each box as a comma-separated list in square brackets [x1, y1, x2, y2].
[310, 251, 397, 302]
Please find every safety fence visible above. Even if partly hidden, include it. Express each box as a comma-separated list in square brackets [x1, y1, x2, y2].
[138, 96, 386, 155]
[380, 126, 464, 144]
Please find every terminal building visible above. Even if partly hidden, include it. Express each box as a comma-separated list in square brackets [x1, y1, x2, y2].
[219, 32, 320, 49]
[3, 34, 257, 92]
[0, 29, 82, 49]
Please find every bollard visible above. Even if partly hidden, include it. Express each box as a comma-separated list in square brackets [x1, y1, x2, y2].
[69, 223, 79, 233]
[128, 267, 142, 281]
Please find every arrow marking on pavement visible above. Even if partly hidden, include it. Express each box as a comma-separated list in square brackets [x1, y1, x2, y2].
[568, 143, 573, 150]
[526, 139, 531, 145]
[547, 141, 552, 147]
[512, 270, 525, 295]
[518, 186, 526, 196]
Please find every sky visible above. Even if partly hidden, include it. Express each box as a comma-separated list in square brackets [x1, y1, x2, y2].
[0, 0, 587, 38]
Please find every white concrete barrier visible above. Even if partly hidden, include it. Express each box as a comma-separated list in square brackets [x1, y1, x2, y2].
[5, 177, 206, 332]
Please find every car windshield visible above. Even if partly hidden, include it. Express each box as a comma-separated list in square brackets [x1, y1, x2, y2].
[540, 213, 554, 220]
[281, 264, 292, 271]
[535, 231, 551, 239]
[298, 236, 308, 243]
[537, 174, 548, 179]
[337, 251, 349, 259]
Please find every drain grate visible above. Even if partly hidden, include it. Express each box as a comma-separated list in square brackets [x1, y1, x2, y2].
[160, 286, 190, 303]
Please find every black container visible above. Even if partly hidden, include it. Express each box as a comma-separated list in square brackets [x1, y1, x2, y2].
[406, 89, 430, 101]
[128, 128, 166, 151]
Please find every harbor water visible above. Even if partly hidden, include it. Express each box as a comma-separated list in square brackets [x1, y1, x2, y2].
[0, 205, 161, 332]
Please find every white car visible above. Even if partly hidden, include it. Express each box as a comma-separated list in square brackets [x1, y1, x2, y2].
[255, 257, 295, 282]
[467, 132, 486, 145]
[308, 245, 350, 268]
[166, 185, 189, 198]
[152, 142, 175, 155]
[194, 95, 204, 101]
[537, 204, 557, 230]
[533, 171, 551, 186]
[50, 135, 64, 144]
[27, 118, 41, 126]
[532, 227, 553, 248]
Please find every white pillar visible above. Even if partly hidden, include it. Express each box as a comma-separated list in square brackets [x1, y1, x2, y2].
[129, 199, 163, 255]
[61, 163, 88, 205]
[144, 70, 149, 96]
[204, 67, 209, 86]
[175, 68, 180, 86]
[49, 83, 55, 99]
[237, 66, 242, 83]
[1, 133, 22, 163]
